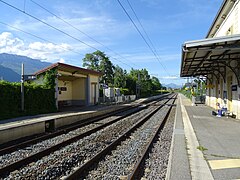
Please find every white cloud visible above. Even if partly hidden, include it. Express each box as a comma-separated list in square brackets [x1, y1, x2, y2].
[29, 42, 71, 53]
[0, 32, 25, 53]
[0, 32, 72, 62]
[59, 58, 65, 63]
[10, 5, 133, 48]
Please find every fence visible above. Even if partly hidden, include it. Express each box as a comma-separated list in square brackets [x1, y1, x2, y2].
[98, 95, 136, 104]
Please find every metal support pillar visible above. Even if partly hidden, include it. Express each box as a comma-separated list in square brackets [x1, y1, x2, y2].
[21, 63, 24, 111]
[85, 75, 90, 106]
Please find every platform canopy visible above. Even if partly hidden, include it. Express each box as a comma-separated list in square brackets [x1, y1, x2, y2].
[180, 34, 240, 85]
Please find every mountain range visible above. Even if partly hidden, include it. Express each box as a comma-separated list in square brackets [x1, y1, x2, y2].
[163, 83, 182, 89]
[0, 53, 183, 89]
[0, 53, 51, 82]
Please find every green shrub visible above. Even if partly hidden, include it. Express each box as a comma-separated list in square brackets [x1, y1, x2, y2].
[120, 88, 130, 95]
[0, 80, 56, 120]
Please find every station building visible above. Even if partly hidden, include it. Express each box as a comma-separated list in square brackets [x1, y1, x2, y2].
[181, 0, 240, 119]
[35, 62, 102, 109]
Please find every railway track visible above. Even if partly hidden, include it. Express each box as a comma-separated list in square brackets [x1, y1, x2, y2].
[0, 94, 168, 155]
[0, 94, 172, 178]
[0, 104, 139, 155]
[129, 95, 176, 180]
[67, 94, 176, 180]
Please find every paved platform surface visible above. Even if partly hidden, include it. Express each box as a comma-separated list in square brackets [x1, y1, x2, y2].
[168, 93, 240, 180]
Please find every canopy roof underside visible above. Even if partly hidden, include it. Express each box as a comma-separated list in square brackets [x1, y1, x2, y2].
[181, 34, 240, 85]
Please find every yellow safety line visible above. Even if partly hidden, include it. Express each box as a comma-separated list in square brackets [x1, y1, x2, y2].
[209, 159, 240, 170]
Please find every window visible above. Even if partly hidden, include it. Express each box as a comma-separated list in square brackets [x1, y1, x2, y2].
[226, 26, 233, 35]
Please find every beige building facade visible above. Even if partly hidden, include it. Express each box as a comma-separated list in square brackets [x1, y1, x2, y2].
[181, 0, 240, 119]
[35, 63, 102, 109]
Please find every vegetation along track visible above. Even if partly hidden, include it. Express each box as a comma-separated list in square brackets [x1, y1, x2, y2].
[0, 94, 172, 178]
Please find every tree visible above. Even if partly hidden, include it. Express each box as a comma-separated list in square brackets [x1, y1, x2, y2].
[125, 74, 136, 95]
[98, 54, 114, 85]
[151, 76, 162, 90]
[82, 50, 110, 71]
[126, 68, 153, 97]
[113, 65, 126, 88]
[139, 69, 152, 97]
[82, 50, 115, 85]
[82, 51, 165, 97]
[82, 53, 99, 71]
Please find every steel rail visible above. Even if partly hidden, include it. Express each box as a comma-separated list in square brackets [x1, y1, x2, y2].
[0, 104, 137, 156]
[0, 93, 170, 156]
[0, 103, 150, 177]
[0, 95, 174, 177]
[65, 94, 175, 180]
[128, 94, 177, 180]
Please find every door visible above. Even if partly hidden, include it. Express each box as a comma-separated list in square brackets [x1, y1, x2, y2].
[91, 83, 97, 104]
[227, 76, 233, 111]
[215, 79, 218, 106]
[220, 79, 223, 102]
[208, 82, 211, 106]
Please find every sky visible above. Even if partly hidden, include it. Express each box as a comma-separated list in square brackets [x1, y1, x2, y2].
[0, 0, 223, 85]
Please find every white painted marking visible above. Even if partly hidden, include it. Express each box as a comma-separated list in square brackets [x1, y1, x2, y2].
[193, 115, 215, 119]
[165, 95, 179, 180]
[180, 94, 214, 180]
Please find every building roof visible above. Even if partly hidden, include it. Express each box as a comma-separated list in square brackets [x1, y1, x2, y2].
[180, 34, 240, 84]
[34, 62, 103, 76]
[206, 0, 237, 38]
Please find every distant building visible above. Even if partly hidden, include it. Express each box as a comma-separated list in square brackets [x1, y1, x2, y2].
[181, 0, 240, 118]
[35, 62, 102, 109]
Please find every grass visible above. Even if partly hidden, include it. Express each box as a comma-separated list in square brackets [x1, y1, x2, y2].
[197, 145, 208, 152]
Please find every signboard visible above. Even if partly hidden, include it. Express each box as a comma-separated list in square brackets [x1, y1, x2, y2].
[102, 84, 108, 89]
[58, 87, 67, 91]
[22, 75, 36, 81]
[206, 84, 214, 88]
[231, 85, 237, 91]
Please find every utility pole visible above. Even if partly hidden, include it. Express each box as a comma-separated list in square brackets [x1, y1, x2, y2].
[21, 63, 24, 111]
[136, 72, 140, 99]
[138, 72, 140, 98]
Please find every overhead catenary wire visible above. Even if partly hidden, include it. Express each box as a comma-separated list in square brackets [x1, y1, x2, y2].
[126, 0, 156, 54]
[0, 0, 135, 69]
[1, 20, 131, 69]
[0, 20, 132, 68]
[0, 0, 98, 51]
[30, 0, 140, 69]
[125, 0, 169, 73]
[23, 0, 26, 12]
[0, 21, 84, 56]
[0, 19, 131, 68]
[117, 0, 170, 76]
